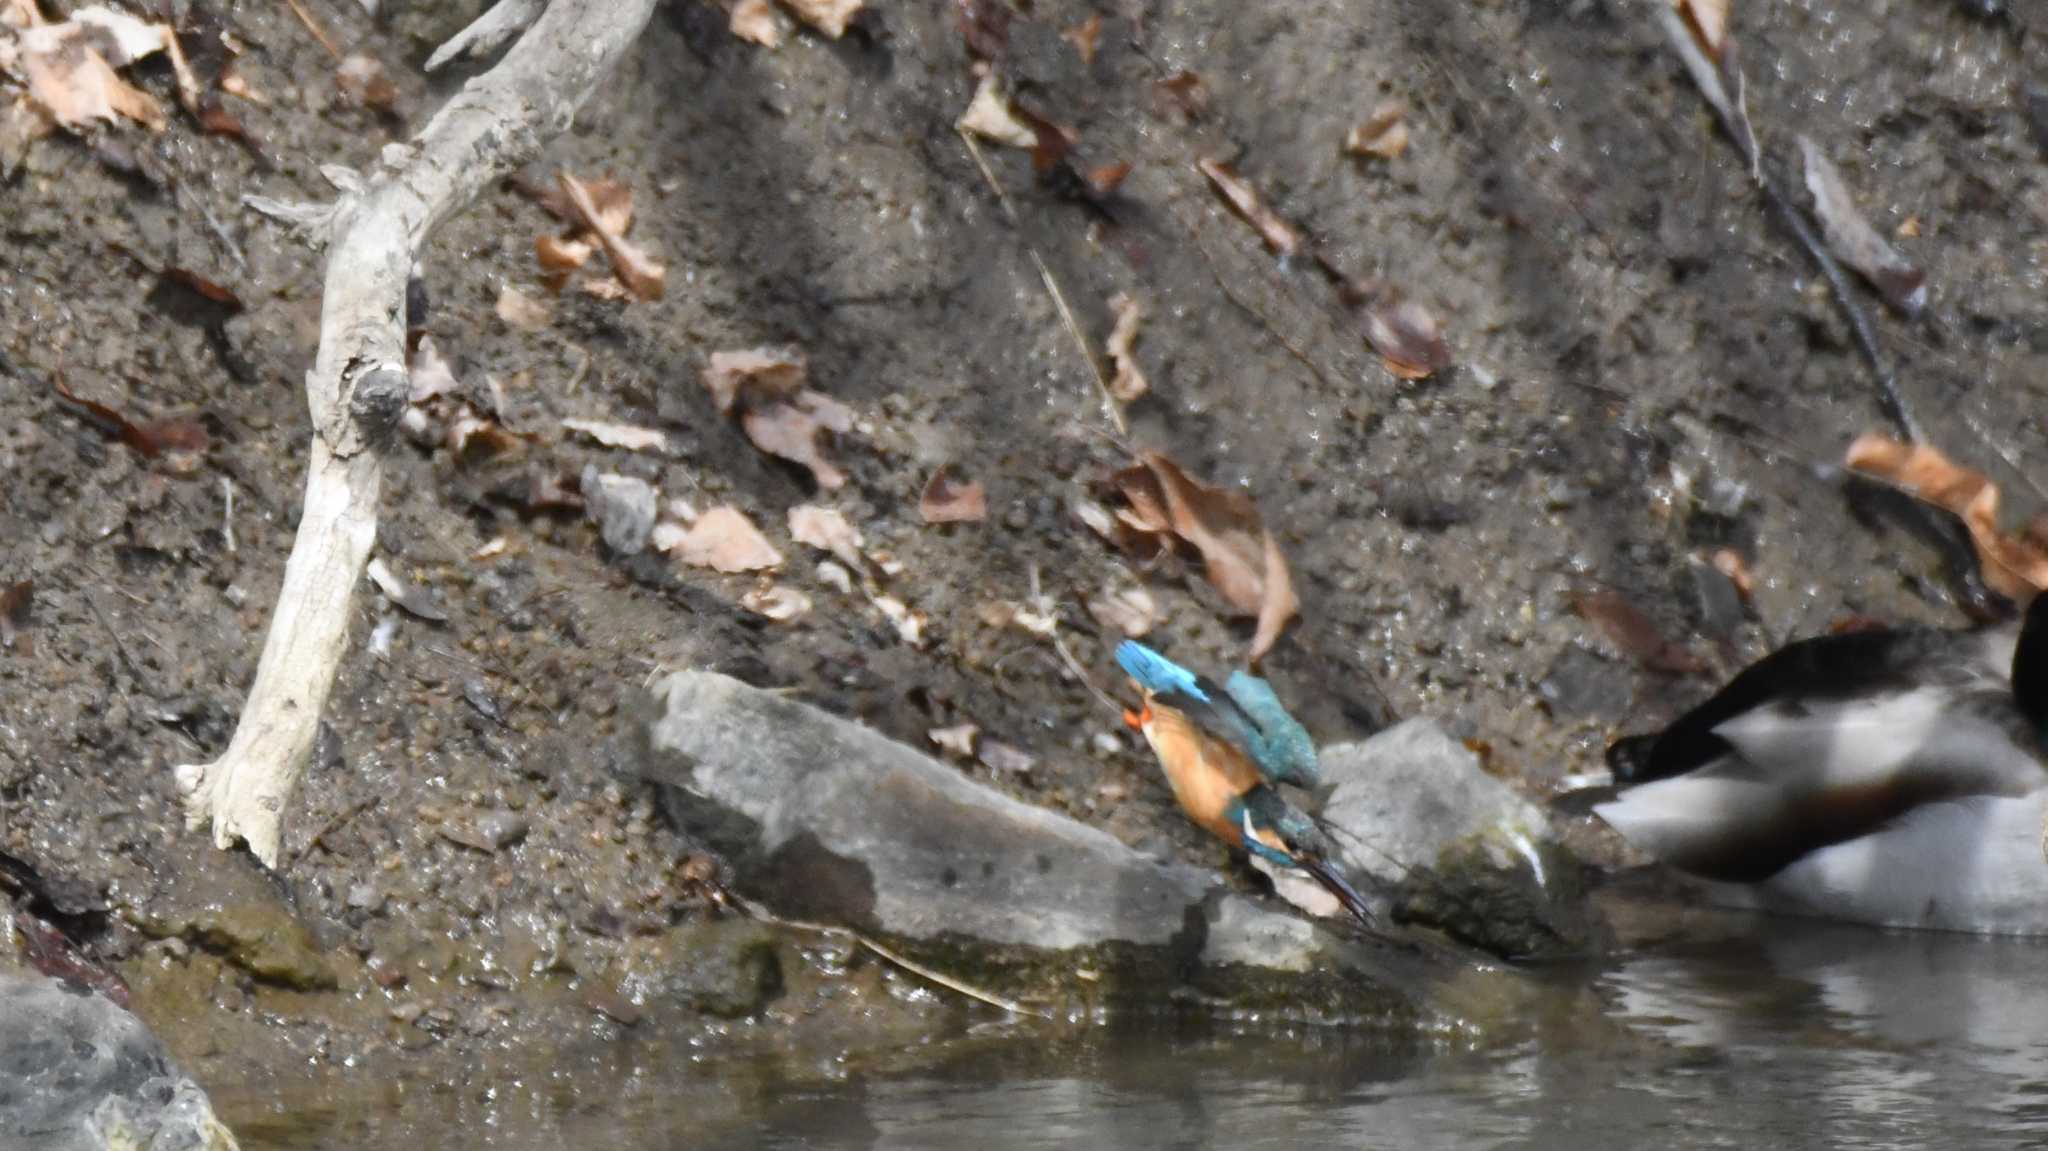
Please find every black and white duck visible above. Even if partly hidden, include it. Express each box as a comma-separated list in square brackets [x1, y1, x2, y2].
[1595, 592, 2048, 935]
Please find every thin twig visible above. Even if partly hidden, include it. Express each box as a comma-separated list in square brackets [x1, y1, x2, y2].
[958, 130, 1126, 435]
[282, 0, 341, 60]
[744, 902, 1050, 1018]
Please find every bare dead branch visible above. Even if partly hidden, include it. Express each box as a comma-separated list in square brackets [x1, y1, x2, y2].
[175, 0, 659, 868]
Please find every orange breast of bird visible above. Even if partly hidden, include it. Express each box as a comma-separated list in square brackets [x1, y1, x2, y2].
[1139, 704, 1264, 847]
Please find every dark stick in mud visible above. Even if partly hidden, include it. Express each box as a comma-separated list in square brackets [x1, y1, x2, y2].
[174, 0, 660, 868]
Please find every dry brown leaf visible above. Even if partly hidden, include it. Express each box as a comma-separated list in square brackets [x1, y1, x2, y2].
[408, 336, 460, 403]
[873, 594, 927, 646]
[558, 170, 664, 301]
[1346, 99, 1410, 159]
[1085, 584, 1160, 638]
[1569, 588, 1706, 674]
[1357, 281, 1450, 380]
[1062, 13, 1101, 64]
[741, 395, 853, 490]
[1799, 137, 1926, 317]
[561, 418, 667, 453]
[704, 347, 806, 414]
[494, 285, 549, 330]
[1111, 453, 1298, 660]
[1197, 157, 1301, 258]
[957, 71, 1036, 149]
[778, 0, 862, 37]
[335, 53, 396, 110]
[1845, 433, 2048, 598]
[1676, 0, 1729, 59]
[21, 35, 164, 130]
[741, 585, 811, 621]
[920, 466, 987, 524]
[1152, 70, 1208, 123]
[928, 723, 979, 758]
[788, 504, 865, 570]
[1105, 291, 1148, 403]
[579, 277, 632, 301]
[659, 506, 783, 573]
[536, 234, 593, 273]
[730, 0, 783, 46]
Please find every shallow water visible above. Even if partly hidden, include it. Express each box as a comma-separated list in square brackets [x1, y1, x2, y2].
[221, 915, 2048, 1150]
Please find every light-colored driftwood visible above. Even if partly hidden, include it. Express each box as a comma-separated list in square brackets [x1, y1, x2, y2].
[175, 0, 657, 867]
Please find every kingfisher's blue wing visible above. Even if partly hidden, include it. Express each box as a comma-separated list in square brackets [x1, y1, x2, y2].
[1116, 642, 1269, 765]
[1223, 671, 1321, 788]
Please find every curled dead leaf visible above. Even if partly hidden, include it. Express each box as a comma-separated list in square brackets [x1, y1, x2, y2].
[1346, 99, 1410, 160]
[366, 557, 447, 622]
[741, 393, 854, 490]
[1109, 453, 1298, 660]
[1105, 292, 1148, 403]
[788, 504, 866, 570]
[495, 285, 549, 331]
[730, 0, 783, 46]
[1799, 137, 1925, 317]
[741, 585, 811, 621]
[928, 723, 979, 758]
[657, 506, 783, 573]
[1845, 433, 2048, 598]
[335, 53, 397, 110]
[1569, 588, 1705, 674]
[20, 31, 164, 130]
[957, 71, 1037, 149]
[778, 0, 862, 38]
[1198, 158, 1302, 258]
[920, 466, 987, 524]
[536, 233, 594, 274]
[1355, 280, 1450, 380]
[558, 170, 664, 301]
[561, 418, 667, 454]
[704, 347, 806, 414]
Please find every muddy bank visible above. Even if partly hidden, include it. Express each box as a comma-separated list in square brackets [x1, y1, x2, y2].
[4, 0, 2044, 1143]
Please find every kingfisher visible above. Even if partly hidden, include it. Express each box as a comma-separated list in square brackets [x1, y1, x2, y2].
[1114, 640, 1373, 925]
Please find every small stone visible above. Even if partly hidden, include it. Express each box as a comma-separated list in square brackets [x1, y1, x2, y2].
[438, 810, 530, 853]
[582, 985, 642, 1026]
[346, 883, 385, 912]
[581, 467, 658, 556]
[649, 919, 785, 1018]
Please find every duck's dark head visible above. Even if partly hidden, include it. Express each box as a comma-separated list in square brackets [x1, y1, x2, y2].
[2012, 593, 2048, 731]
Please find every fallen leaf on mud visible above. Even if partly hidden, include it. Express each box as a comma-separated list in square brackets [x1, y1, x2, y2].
[334, 53, 396, 110]
[1105, 292, 1149, 403]
[494, 285, 550, 330]
[1198, 158, 1302, 258]
[447, 406, 522, 460]
[978, 741, 1035, 774]
[1062, 13, 1101, 64]
[1676, 0, 1729, 60]
[0, 579, 30, 650]
[1354, 280, 1450, 380]
[561, 418, 667, 453]
[159, 267, 242, 311]
[815, 560, 854, 594]
[408, 336, 460, 403]
[778, 0, 862, 37]
[1346, 99, 1410, 159]
[580, 277, 632, 301]
[659, 506, 783, 573]
[1845, 433, 2048, 598]
[704, 347, 807, 414]
[366, 557, 448, 622]
[19, 32, 164, 130]
[730, 0, 783, 46]
[873, 594, 928, 647]
[789, 504, 865, 570]
[1153, 70, 1208, 123]
[51, 377, 208, 461]
[558, 170, 663, 301]
[957, 71, 1037, 149]
[1569, 588, 1704, 674]
[535, 234, 593, 275]
[741, 584, 811, 621]
[1799, 137, 1926, 317]
[65, 6, 169, 64]
[742, 394, 855, 490]
[928, 723, 979, 758]
[1083, 161, 1132, 199]
[1111, 454, 1299, 660]
[1709, 548, 1754, 599]
[1085, 584, 1160, 637]
[920, 466, 987, 524]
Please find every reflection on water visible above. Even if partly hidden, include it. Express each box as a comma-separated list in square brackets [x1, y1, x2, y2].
[223, 919, 2048, 1150]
